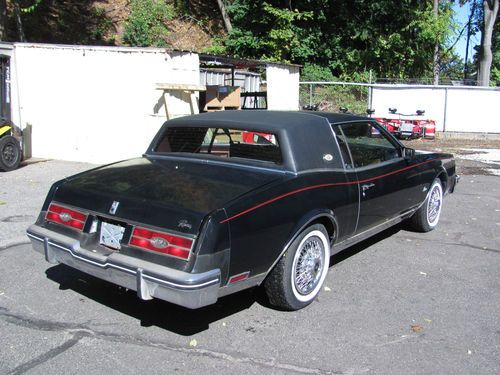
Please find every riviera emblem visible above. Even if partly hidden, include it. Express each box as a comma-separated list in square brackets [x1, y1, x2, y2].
[178, 219, 192, 230]
[109, 201, 120, 215]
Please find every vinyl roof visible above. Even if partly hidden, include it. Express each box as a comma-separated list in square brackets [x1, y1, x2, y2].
[152, 111, 370, 173]
[165, 110, 368, 131]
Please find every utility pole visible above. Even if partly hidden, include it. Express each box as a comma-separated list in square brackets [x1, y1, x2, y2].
[432, 0, 440, 86]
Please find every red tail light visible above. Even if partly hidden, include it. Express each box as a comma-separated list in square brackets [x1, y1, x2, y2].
[129, 227, 194, 260]
[46, 203, 88, 231]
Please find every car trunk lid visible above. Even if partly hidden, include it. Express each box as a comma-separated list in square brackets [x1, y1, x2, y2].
[52, 157, 284, 235]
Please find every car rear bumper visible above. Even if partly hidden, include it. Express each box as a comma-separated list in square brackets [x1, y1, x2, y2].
[26, 225, 221, 309]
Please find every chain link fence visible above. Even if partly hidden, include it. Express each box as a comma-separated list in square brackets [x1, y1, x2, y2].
[299, 81, 372, 115]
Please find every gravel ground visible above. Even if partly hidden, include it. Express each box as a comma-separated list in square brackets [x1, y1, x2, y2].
[402, 137, 500, 176]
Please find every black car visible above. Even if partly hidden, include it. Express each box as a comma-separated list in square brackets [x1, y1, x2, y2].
[27, 111, 459, 310]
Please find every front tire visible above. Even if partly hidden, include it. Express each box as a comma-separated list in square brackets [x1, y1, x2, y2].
[264, 224, 330, 310]
[0, 135, 21, 171]
[409, 178, 443, 232]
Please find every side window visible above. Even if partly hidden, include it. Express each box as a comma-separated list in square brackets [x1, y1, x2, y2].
[336, 122, 400, 168]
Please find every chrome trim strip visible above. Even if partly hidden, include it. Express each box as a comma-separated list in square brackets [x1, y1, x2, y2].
[332, 211, 414, 252]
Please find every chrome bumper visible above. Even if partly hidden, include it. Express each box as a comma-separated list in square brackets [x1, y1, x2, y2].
[26, 225, 221, 309]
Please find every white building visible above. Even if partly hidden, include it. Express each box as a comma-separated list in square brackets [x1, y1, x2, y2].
[0, 43, 300, 164]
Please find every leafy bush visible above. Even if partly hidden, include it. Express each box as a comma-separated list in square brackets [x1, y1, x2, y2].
[301, 63, 335, 82]
[202, 37, 227, 55]
[123, 0, 174, 47]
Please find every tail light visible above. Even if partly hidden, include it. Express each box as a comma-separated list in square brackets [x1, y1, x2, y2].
[129, 226, 194, 260]
[46, 203, 88, 231]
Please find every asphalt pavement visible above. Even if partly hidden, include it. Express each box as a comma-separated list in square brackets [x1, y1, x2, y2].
[0, 160, 499, 374]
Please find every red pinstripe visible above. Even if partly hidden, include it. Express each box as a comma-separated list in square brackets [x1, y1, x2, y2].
[220, 158, 442, 224]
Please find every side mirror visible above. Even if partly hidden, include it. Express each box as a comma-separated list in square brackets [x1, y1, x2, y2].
[402, 147, 415, 160]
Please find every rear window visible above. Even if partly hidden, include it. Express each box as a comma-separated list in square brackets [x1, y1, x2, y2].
[154, 127, 282, 164]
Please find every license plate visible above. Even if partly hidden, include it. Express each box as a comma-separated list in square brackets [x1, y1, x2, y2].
[100, 221, 125, 250]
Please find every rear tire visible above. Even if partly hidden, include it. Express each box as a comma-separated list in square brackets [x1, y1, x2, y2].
[0, 135, 21, 171]
[409, 179, 443, 232]
[264, 224, 330, 311]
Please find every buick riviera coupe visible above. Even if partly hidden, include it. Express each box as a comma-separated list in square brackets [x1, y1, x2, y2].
[27, 111, 458, 310]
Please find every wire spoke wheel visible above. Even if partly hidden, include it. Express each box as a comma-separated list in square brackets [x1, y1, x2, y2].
[409, 178, 444, 233]
[426, 182, 442, 227]
[264, 224, 330, 310]
[293, 236, 324, 295]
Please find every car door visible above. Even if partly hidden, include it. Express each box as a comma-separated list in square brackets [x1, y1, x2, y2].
[334, 121, 423, 234]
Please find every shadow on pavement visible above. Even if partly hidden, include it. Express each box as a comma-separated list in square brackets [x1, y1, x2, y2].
[46, 264, 263, 336]
[45, 223, 404, 335]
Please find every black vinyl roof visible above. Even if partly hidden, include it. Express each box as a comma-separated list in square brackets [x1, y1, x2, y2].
[164, 110, 367, 131]
[148, 111, 371, 173]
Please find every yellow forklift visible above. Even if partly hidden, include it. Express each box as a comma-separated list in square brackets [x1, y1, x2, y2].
[0, 55, 21, 171]
[0, 119, 21, 171]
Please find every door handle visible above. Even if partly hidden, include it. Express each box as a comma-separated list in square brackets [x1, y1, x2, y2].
[362, 183, 375, 192]
[362, 183, 375, 197]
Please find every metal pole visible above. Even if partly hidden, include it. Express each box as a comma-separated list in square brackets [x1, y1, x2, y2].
[443, 88, 448, 132]
[309, 84, 313, 107]
[367, 69, 373, 110]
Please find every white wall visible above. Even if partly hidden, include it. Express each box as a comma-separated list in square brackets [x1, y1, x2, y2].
[12, 43, 199, 164]
[371, 85, 500, 133]
[266, 63, 300, 110]
[445, 89, 499, 132]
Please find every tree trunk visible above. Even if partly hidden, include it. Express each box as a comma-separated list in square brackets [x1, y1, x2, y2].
[0, 0, 6, 41]
[13, 1, 26, 42]
[216, 0, 232, 33]
[477, 0, 499, 86]
[464, 0, 478, 82]
[432, 0, 440, 85]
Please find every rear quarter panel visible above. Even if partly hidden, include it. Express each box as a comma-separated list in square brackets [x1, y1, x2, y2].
[221, 170, 358, 281]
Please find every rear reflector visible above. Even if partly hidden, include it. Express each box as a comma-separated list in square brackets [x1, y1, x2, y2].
[228, 272, 250, 284]
[46, 203, 88, 231]
[129, 226, 194, 260]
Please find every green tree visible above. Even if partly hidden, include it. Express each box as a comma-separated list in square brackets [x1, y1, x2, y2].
[224, 1, 312, 63]
[222, 0, 455, 81]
